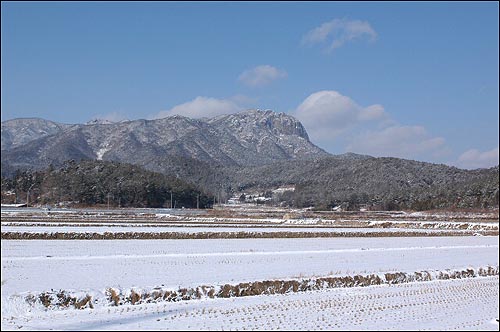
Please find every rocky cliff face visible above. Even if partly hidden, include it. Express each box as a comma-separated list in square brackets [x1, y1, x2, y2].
[1, 110, 328, 175]
[207, 109, 322, 165]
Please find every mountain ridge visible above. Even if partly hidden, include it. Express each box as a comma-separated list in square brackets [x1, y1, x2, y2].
[2, 110, 498, 210]
[1, 110, 329, 175]
[1, 117, 75, 151]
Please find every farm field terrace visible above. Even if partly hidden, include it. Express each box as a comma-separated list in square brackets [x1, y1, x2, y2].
[2, 277, 498, 330]
[1, 206, 499, 330]
[2, 206, 498, 240]
[2, 237, 499, 295]
[1, 236, 499, 330]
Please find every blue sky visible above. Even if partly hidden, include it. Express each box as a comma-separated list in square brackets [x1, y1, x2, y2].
[1, 1, 498, 169]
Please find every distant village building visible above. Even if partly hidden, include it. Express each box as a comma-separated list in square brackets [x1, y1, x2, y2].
[1, 203, 27, 208]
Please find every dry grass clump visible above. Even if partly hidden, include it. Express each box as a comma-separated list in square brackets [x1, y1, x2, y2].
[3, 228, 497, 240]
[106, 288, 121, 306]
[24, 265, 498, 311]
[106, 265, 499, 305]
[103, 286, 219, 306]
[26, 290, 94, 309]
[129, 290, 141, 304]
[477, 266, 498, 276]
[75, 295, 93, 309]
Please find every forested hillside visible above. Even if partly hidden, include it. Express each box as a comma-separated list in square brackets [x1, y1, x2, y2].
[1, 160, 211, 208]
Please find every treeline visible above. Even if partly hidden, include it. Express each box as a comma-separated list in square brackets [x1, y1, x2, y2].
[285, 176, 500, 211]
[2, 156, 498, 211]
[1, 160, 212, 208]
[226, 157, 500, 211]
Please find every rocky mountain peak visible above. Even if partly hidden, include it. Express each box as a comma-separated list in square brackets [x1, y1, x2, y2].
[210, 109, 310, 140]
[1, 109, 328, 175]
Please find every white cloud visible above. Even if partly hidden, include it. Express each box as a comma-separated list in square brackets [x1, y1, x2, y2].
[293, 90, 452, 162]
[238, 65, 287, 87]
[152, 96, 244, 119]
[357, 104, 386, 121]
[292, 90, 387, 142]
[302, 18, 377, 52]
[456, 147, 499, 169]
[346, 125, 449, 160]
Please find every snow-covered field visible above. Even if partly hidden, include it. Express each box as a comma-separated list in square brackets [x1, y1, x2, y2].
[1, 206, 499, 330]
[2, 206, 498, 232]
[3, 277, 498, 330]
[0, 225, 471, 234]
[2, 236, 499, 330]
[2, 237, 498, 295]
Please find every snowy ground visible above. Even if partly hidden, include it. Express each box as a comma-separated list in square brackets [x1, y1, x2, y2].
[0, 225, 472, 234]
[1, 206, 498, 330]
[2, 237, 498, 297]
[2, 277, 498, 330]
[3, 206, 498, 229]
[2, 236, 499, 330]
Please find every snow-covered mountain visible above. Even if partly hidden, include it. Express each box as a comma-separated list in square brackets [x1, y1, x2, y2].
[1, 118, 74, 151]
[1, 110, 328, 174]
[2, 111, 498, 210]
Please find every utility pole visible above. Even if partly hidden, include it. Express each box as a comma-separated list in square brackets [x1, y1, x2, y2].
[26, 183, 35, 207]
[170, 191, 173, 209]
[197, 194, 200, 209]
